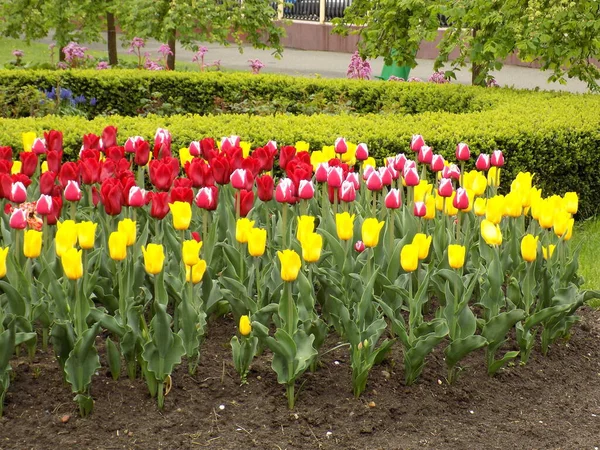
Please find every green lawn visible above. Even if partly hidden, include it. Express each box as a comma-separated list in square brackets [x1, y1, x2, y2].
[573, 217, 600, 306]
[0, 37, 199, 71]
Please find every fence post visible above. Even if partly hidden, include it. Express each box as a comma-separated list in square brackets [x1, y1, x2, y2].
[319, 0, 326, 23]
[278, 0, 283, 20]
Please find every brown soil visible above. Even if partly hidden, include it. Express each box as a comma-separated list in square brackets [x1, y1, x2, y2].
[1, 308, 600, 450]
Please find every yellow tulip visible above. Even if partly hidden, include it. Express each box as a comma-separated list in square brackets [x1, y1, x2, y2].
[24, 230, 42, 258]
[183, 239, 203, 267]
[179, 147, 193, 167]
[296, 215, 315, 244]
[487, 166, 501, 187]
[481, 219, 503, 246]
[61, 248, 83, 280]
[414, 180, 433, 203]
[520, 234, 538, 262]
[0, 247, 8, 278]
[424, 196, 436, 220]
[108, 231, 128, 261]
[362, 218, 385, 248]
[186, 259, 207, 284]
[445, 193, 458, 216]
[553, 211, 574, 239]
[336, 212, 355, 241]
[542, 245, 556, 260]
[11, 161, 22, 175]
[296, 141, 310, 152]
[301, 232, 322, 263]
[278, 249, 302, 282]
[471, 172, 488, 196]
[41, 161, 48, 173]
[412, 233, 432, 260]
[247, 227, 267, 257]
[240, 141, 252, 158]
[77, 221, 97, 250]
[55, 220, 78, 257]
[169, 201, 192, 231]
[474, 197, 487, 216]
[485, 195, 505, 225]
[142, 244, 165, 274]
[236, 218, 256, 244]
[538, 199, 555, 229]
[563, 192, 578, 215]
[22, 132, 36, 152]
[362, 157, 377, 170]
[118, 218, 137, 247]
[504, 192, 523, 218]
[448, 245, 466, 269]
[239, 315, 252, 336]
[400, 244, 419, 272]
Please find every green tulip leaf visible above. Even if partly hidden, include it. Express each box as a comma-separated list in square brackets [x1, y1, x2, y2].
[64, 323, 101, 394]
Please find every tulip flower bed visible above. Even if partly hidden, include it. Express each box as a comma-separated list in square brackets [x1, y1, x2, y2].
[0, 127, 598, 422]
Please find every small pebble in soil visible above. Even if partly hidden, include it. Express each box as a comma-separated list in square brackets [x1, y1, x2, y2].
[438, 379, 443, 385]
[326, 431, 333, 438]
[368, 401, 376, 408]
[219, 404, 225, 410]
[469, 410, 474, 415]
[334, 361, 340, 365]
[60, 415, 70, 424]
[257, 376, 262, 380]
[381, 370, 390, 379]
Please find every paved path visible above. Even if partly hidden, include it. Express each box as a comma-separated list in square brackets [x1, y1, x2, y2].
[39, 35, 593, 93]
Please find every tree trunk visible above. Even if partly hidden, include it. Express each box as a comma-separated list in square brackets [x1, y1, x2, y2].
[107, 12, 118, 66]
[167, 31, 176, 70]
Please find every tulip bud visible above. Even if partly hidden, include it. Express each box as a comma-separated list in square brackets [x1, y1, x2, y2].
[430, 154, 445, 172]
[327, 166, 344, 188]
[418, 146, 433, 164]
[403, 166, 420, 186]
[278, 249, 302, 282]
[189, 140, 202, 157]
[355, 143, 369, 161]
[186, 260, 207, 284]
[247, 227, 267, 257]
[345, 172, 360, 189]
[297, 180, 315, 200]
[455, 143, 470, 161]
[448, 244, 466, 269]
[169, 201, 192, 231]
[491, 150, 504, 167]
[336, 212, 355, 241]
[315, 163, 329, 183]
[393, 153, 407, 171]
[521, 234, 538, 262]
[265, 140, 277, 153]
[128, 186, 147, 207]
[362, 218, 385, 248]
[442, 164, 461, 180]
[339, 180, 356, 202]
[36, 194, 53, 215]
[385, 189, 401, 209]
[239, 315, 252, 336]
[61, 247, 83, 280]
[438, 178, 454, 197]
[64, 180, 81, 202]
[9, 208, 27, 229]
[362, 164, 375, 181]
[366, 171, 383, 191]
[142, 244, 165, 274]
[452, 187, 469, 210]
[413, 201, 426, 217]
[195, 186, 218, 210]
[475, 154, 490, 171]
[400, 244, 419, 272]
[354, 240, 365, 253]
[230, 168, 253, 191]
[334, 137, 348, 154]
[124, 136, 143, 153]
[10, 182, 27, 203]
[24, 229, 42, 258]
[275, 178, 295, 203]
[379, 167, 394, 186]
[182, 239, 203, 267]
[31, 138, 46, 155]
[410, 135, 425, 152]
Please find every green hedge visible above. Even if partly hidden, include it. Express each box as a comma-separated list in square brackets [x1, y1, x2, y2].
[1, 89, 599, 218]
[0, 69, 506, 117]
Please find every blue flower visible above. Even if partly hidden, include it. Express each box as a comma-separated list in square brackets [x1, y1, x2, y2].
[73, 95, 86, 105]
[60, 88, 73, 100]
[89, 97, 97, 106]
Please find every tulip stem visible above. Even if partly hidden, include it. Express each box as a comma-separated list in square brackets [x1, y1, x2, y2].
[372, 191, 377, 217]
[282, 203, 288, 248]
[459, 161, 465, 188]
[202, 210, 208, 244]
[254, 258, 261, 308]
[70, 201, 76, 222]
[388, 209, 394, 258]
[333, 188, 338, 215]
[118, 260, 126, 326]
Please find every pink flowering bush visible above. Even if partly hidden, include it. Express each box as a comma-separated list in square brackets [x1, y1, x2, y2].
[428, 71, 450, 84]
[62, 42, 89, 68]
[347, 51, 372, 80]
[248, 59, 265, 74]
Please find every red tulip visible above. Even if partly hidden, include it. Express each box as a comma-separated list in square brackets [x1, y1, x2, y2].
[201, 138, 218, 161]
[334, 137, 348, 154]
[149, 191, 170, 219]
[230, 168, 254, 191]
[105, 146, 125, 161]
[393, 153, 407, 172]
[127, 186, 147, 207]
[185, 158, 213, 188]
[265, 140, 277, 154]
[385, 189, 401, 209]
[491, 150, 504, 167]
[191, 231, 202, 242]
[275, 178, 295, 203]
[64, 180, 82, 202]
[363, 165, 375, 181]
[46, 150, 63, 174]
[438, 178, 454, 197]
[256, 174, 274, 202]
[36, 194, 53, 215]
[0, 173, 12, 199]
[40, 171, 57, 195]
[58, 162, 79, 188]
[380, 167, 394, 186]
[9, 208, 27, 229]
[315, 163, 329, 183]
[10, 182, 27, 203]
[286, 159, 312, 190]
[32, 138, 47, 155]
[442, 164, 460, 180]
[279, 145, 296, 171]
[149, 158, 177, 191]
[297, 180, 315, 200]
[83, 133, 101, 151]
[46, 196, 63, 225]
[154, 128, 172, 158]
[456, 143, 470, 161]
[220, 135, 240, 153]
[241, 156, 262, 178]
[225, 146, 244, 171]
[354, 240, 366, 253]
[414, 202, 426, 217]
[211, 155, 232, 185]
[235, 189, 254, 217]
[44, 130, 63, 153]
[355, 143, 369, 161]
[195, 186, 218, 210]
[252, 147, 272, 172]
[410, 135, 425, 152]
[80, 158, 102, 185]
[102, 126, 118, 150]
[475, 154, 491, 171]
[19, 152, 38, 177]
[11, 173, 31, 188]
[418, 146, 433, 164]
[100, 179, 124, 216]
[366, 171, 383, 191]
[170, 186, 194, 204]
[453, 187, 469, 210]
[327, 166, 344, 188]
[0, 146, 12, 161]
[133, 139, 150, 166]
[430, 154, 445, 172]
[339, 180, 356, 202]
[403, 166, 420, 187]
